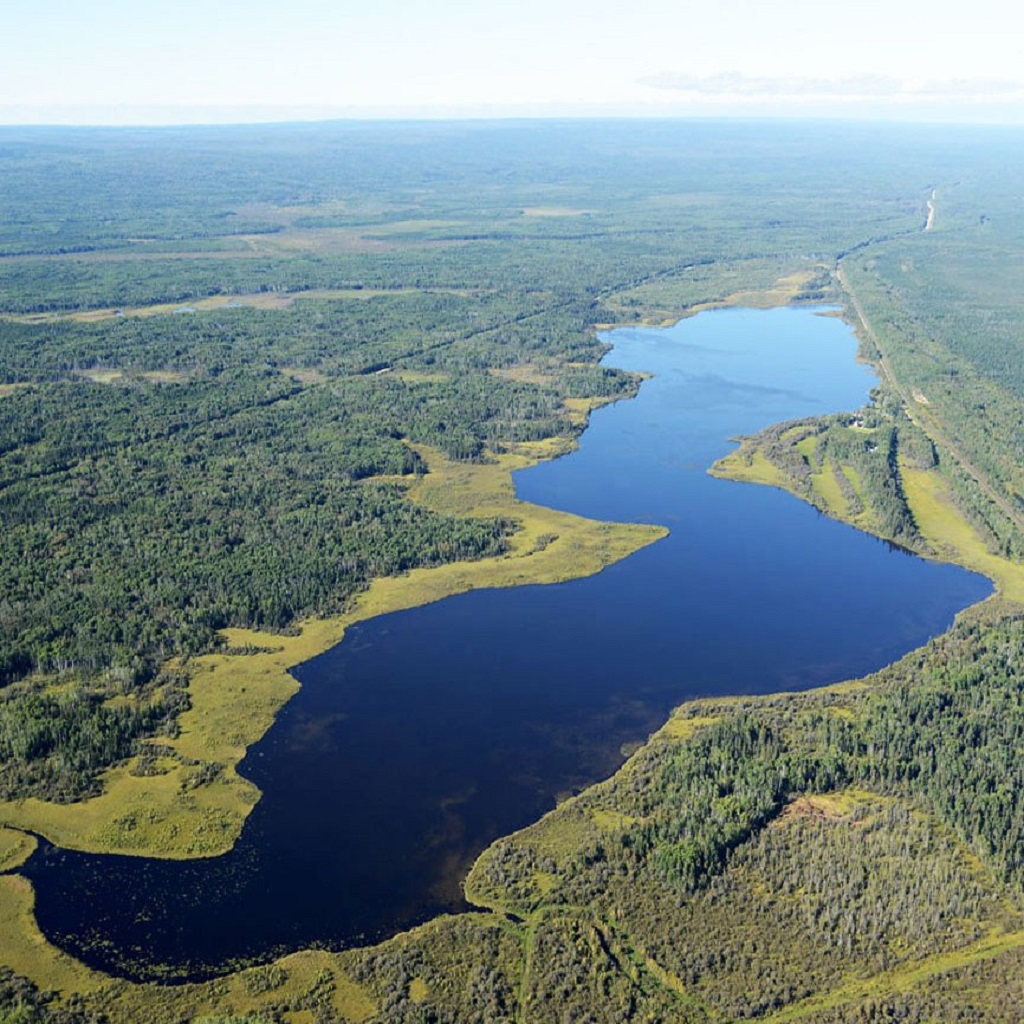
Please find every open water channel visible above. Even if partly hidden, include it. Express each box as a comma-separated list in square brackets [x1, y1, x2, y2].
[24, 306, 991, 980]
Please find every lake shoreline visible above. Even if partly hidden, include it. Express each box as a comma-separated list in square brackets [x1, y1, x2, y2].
[6, 288, 1008, 997]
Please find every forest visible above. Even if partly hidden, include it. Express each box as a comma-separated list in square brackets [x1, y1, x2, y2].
[0, 119, 938, 801]
[2, 119, 1024, 1022]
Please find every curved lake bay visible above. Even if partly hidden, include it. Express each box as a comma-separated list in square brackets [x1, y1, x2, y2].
[24, 307, 991, 980]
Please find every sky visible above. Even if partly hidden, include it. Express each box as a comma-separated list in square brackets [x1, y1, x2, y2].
[4, 0, 1024, 124]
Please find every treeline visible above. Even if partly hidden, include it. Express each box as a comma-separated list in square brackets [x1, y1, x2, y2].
[0, 291, 635, 396]
[0, 289, 636, 799]
[0, 290, 575, 381]
[0, 226, 657, 710]
[0, 119, 940, 260]
[0, 673, 185, 802]
[0, 391, 514, 681]
[0, 119, 952, 318]
[636, 610, 1024, 897]
[728, 407, 925, 549]
[466, 608, 1024, 1020]
[0, 968, 103, 1024]
[843, 248, 1024, 561]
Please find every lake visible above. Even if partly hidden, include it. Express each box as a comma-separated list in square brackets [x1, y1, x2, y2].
[23, 306, 991, 981]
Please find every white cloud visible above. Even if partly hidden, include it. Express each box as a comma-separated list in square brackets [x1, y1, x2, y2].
[641, 72, 1024, 103]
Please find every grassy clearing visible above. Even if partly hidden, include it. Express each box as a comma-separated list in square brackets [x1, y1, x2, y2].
[811, 458, 852, 521]
[656, 713, 721, 742]
[691, 269, 823, 314]
[901, 462, 1024, 603]
[360, 219, 460, 236]
[781, 789, 875, 822]
[236, 227, 391, 257]
[602, 262, 828, 327]
[558, 393, 627, 430]
[392, 369, 452, 383]
[73, 368, 124, 383]
[794, 433, 819, 461]
[521, 207, 590, 217]
[235, 224, 468, 257]
[0, 876, 105, 996]
[67, 293, 298, 320]
[790, 434, 857, 521]
[74, 368, 189, 384]
[277, 366, 330, 385]
[0, 828, 36, 872]
[710, 444, 787, 490]
[1, 294, 296, 323]
[488, 363, 559, 386]
[2, 288, 473, 324]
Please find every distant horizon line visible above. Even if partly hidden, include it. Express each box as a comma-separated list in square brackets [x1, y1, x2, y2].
[4, 100, 1024, 129]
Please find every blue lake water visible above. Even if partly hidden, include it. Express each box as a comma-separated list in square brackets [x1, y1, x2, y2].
[23, 306, 991, 980]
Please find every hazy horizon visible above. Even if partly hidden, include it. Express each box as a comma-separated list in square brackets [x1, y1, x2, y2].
[5, 103, 1024, 129]
[6, 0, 1024, 128]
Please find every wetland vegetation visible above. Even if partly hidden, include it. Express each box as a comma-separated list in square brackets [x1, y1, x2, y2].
[2, 118, 1024, 1021]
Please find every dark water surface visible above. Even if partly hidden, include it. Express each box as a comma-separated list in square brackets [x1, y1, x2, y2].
[24, 307, 991, 980]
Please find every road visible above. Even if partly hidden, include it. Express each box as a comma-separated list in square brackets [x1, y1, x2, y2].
[836, 262, 1024, 539]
